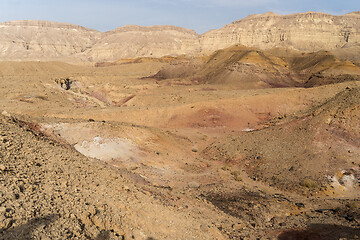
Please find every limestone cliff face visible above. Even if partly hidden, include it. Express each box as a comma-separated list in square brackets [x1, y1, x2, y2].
[83, 25, 200, 62]
[200, 11, 360, 54]
[0, 20, 101, 60]
[0, 12, 359, 62]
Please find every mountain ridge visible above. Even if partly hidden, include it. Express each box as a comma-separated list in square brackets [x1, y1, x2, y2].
[1, 20, 99, 31]
[0, 11, 359, 62]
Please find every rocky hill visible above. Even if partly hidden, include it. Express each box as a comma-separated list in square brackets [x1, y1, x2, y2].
[200, 11, 360, 54]
[0, 20, 101, 61]
[203, 86, 360, 195]
[0, 11, 359, 62]
[0, 21, 199, 62]
[151, 45, 360, 88]
[83, 25, 200, 62]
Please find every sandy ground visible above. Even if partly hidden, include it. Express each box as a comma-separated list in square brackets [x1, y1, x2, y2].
[0, 59, 359, 239]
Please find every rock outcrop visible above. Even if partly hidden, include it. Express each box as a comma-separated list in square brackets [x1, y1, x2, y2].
[200, 11, 360, 54]
[83, 25, 200, 62]
[0, 20, 101, 61]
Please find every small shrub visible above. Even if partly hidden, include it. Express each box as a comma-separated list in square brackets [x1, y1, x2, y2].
[234, 175, 242, 181]
[346, 201, 359, 210]
[300, 179, 318, 189]
[221, 165, 231, 171]
[231, 170, 241, 177]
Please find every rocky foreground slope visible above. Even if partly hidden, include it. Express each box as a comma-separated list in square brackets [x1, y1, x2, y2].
[0, 113, 233, 240]
[0, 11, 359, 62]
[204, 87, 360, 194]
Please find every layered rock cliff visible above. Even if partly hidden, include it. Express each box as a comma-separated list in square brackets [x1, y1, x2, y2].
[0, 20, 101, 60]
[83, 25, 200, 62]
[0, 11, 359, 62]
[200, 11, 360, 54]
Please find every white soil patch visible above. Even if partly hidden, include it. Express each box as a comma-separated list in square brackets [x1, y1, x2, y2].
[75, 136, 138, 162]
[40, 123, 142, 167]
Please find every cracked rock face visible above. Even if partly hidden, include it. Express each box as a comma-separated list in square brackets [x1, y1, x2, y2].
[0, 20, 101, 61]
[0, 12, 359, 62]
[0, 21, 200, 62]
[200, 11, 360, 54]
[83, 25, 201, 62]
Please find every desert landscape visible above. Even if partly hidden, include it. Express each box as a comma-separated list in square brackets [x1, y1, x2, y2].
[0, 11, 359, 240]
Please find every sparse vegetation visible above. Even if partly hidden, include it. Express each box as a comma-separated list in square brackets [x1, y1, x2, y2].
[300, 179, 318, 189]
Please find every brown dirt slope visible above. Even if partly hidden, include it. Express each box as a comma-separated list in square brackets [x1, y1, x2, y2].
[0, 114, 127, 239]
[151, 45, 360, 89]
[0, 61, 87, 76]
[152, 45, 301, 88]
[286, 51, 360, 87]
[332, 46, 360, 63]
[202, 87, 360, 195]
[0, 113, 228, 240]
[195, 45, 299, 88]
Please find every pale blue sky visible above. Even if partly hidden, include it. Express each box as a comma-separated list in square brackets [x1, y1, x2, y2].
[0, 0, 358, 33]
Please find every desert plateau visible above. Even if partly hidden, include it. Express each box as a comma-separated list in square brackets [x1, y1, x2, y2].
[0, 11, 359, 240]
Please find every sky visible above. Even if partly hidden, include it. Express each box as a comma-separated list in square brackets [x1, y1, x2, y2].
[0, 0, 358, 33]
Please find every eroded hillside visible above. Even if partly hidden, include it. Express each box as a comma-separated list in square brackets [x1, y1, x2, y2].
[1, 11, 360, 62]
[151, 45, 360, 88]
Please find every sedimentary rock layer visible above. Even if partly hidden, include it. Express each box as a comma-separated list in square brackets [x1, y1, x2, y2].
[0, 11, 359, 61]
